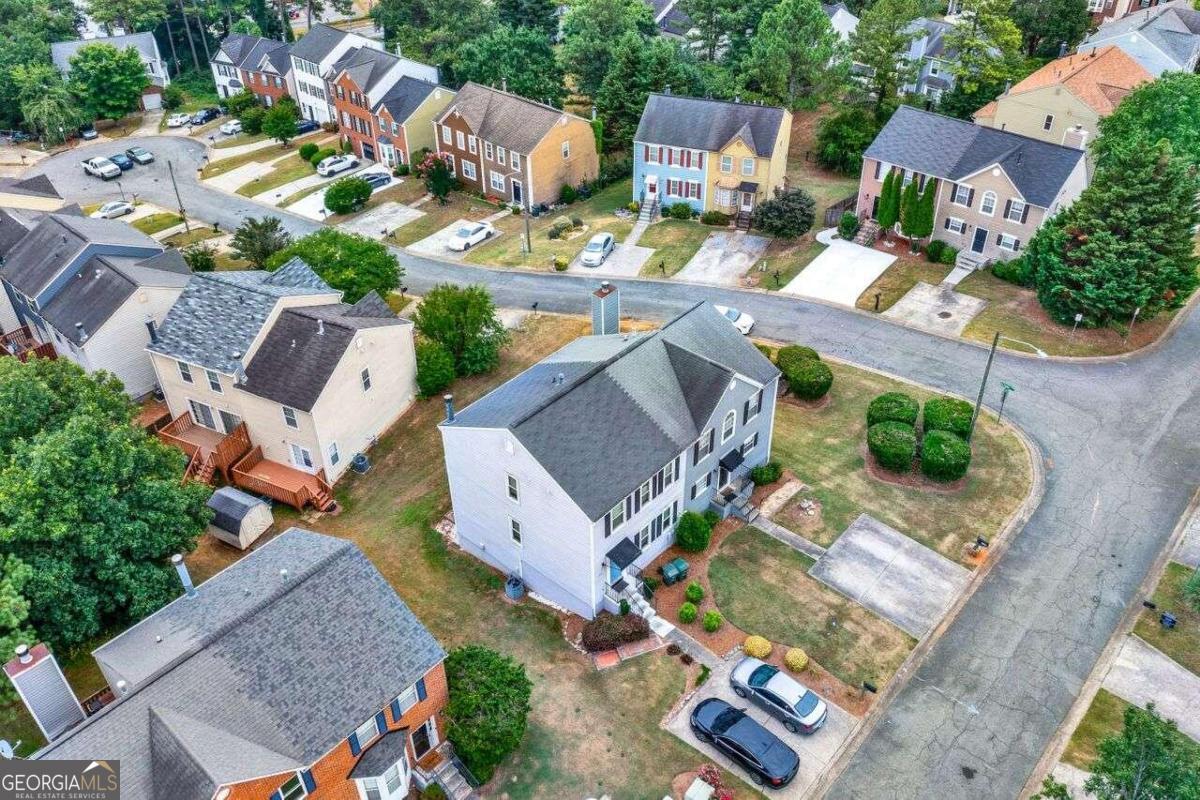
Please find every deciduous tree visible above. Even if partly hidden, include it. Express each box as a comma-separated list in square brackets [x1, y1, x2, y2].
[22, 87, 87, 145]
[371, 0, 496, 82]
[750, 187, 816, 238]
[850, 0, 922, 114]
[231, 215, 291, 267]
[86, 0, 169, 32]
[560, 0, 656, 97]
[262, 102, 298, 145]
[1085, 703, 1200, 800]
[69, 42, 149, 121]
[444, 646, 533, 782]
[1010, 0, 1089, 56]
[740, 0, 845, 109]
[455, 25, 565, 105]
[0, 555, 34, 702]
[940, 0, 1024, 118]
[230, 15, 260, 33]
[816, 105, 884, 175]
[264, 228, 401, 303]
[413, 284, 509, 376]
[421, 152, 456, 204]
[495, 0, 557, 38]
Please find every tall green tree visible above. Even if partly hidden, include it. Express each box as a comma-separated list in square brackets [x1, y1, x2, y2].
[444, 646, 533, 783]
[905, 178, 936, 247]
[455, 25, 565, 105]
[1094, 73, 1200, 168]
[816, 105, 885, 175]
[22, 87, 88, 145]
[679, 0, 736, 62]
[740, 0, 845, 109]
[722, 0, 777, 67]
[69, 42, 149, 121]
[877, 169, 901, 234]
[595, 32, 702, 146]
[1010, 0, 1089, 56]
[230, 15, 260, 33]
[0, 555, 34, 703]
[850, 0, 921, 115]
[0, 30, 53, 128]
[264, 228, 401, 303]
[86, 0, 169, 31]
[940, 0, 1024, 118]
[231, 216, 292, 268]
[371, 0, 496, 82]
[495, 0, 558, 38]
[560, 0, 656, 97]
[1028, 139, 1200, 326]
[1084, 704, 1200, 800]
[413, 284, 509, 376]
[262, 103, 298, 145]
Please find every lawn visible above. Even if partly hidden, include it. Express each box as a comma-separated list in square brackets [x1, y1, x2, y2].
[214, 252, 252, 271]
[235, 158, 317, 198]
[785, 107, 861, 227]
[131, 212, 184, 235]
[857, 252, 953, 312]
[162, 227, 221, 248]
[464, 179, 633, 269]
[213, 132, 269, 149]
[637, 219, 711, 277]
[955, 270, 1178, 357]
[709, 526, 915, 688]
[1133, 561, 1200, 677]
[769, 360, 1032, 563]
[390, 192, 506, 248]
[750, 238, 827, 291]
[1063, 688, 1130, 770]
[199, 132, 329, 179]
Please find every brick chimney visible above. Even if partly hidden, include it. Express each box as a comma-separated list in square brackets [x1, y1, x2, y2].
[591, 282, 619, 335]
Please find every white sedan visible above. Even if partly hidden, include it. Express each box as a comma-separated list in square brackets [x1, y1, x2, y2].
[166, 113, 191, 128]
[447, 221, 495, 252]
[90, 201, 135, 219]
[714, 304, 755, 335]
[316, 154, 360, 177]
[219, 119, 242, 136]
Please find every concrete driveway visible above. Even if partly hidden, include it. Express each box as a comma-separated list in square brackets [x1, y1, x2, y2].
[407, 217, 505, 261]
[1102, 636, 1200, 742]
[780, 240, 895, 306]
[266, 162, 388, 211]
[666, 656, 857, 798]
[883, 282, 987, 336]
[676, 231, 770, 285]
[338, 202, 424, 240]
[808, 514, 970, 639]
[566, 242, 654, 277]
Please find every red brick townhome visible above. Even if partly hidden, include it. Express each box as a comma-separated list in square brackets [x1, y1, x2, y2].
[211, 33, 295, 105]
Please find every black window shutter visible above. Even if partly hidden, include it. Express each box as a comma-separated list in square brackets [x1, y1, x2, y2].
[690, 483, 698, 500]
[604, 513, 611, 538]
[672, 500, 679, 523]
[374, 710, 387, 735]
[302, 770, 316, 792]
[348, 732, 361, 756]
[1003, 199, 1011, 217]
[633, 490, 641, 513]
[874, 160, 881, 179]
[708, 429, 715, 452]
[390, 697, 402, 721]
[995, 233, 1002, 245]
[949, 182, 958, 201]
[1014, 239, 1021, 251]
[743, 399, 749, 424]
[625, 496, 632, 518]
[692, 441, 700, 464]
[416, 677, 427, 701]
[1021, 204, 1030, 223]
[966, 188, 975, 207]
[943, 217, 950, 230]
[674, 456, 681, 479]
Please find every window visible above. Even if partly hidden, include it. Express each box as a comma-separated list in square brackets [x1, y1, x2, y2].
[497, 146, 506, 165]
[741, 157, 754, 176]
[361, 367, 372, 391]
[645, 144, 659, 164]
[742, 433, 759, 455]
[206, 369, 222, 392]
[507, 474, 519, 502]
[190, 400, 216, 430]
[901, 169, 913, 187]
[929, 61, 940, 76]
[690, 472, 712, 500]
[290, 443, 314, 470]
[1087, 0, 1103, 10]
[638, 480, 651, 506]
[609, 501, 625, 530]
[745, 388, 763, 422]
[461, 161, 476, 180]
[354, 716, 381, 749]
[945, 217, 966, 234]
[278, 775, 307, 800]
[394, 685, 418, 717]
[695, 428, 715, 461]
[950, 184, 972, 206]
[510, 518, 522, 544]
[1042, 114, 1054, 131]
[1005, 199, 1026, 222]
[721, 409, 736, 443]
[378, 115, 387, 131]
[178, 360, 193, 383]
[282, 406, 298, 428]
[561, 141, 570, 159]
[485, 142, 494, 159]
[980, 191, 997, 216]
[511, 152, 520, 170]
[468, 135, 477, 154]
[998, 233, 1020, 252]
[456, 131, 465, 149]
[720, 155, 733, 173]
[328, 442, 340, 466]
[490, 170, 505, 191]
[341, 111, 351, 127]
[441, 125, 451, 144]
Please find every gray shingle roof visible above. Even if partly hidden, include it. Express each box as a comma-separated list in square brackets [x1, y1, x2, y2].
[51, 33, 161, 75]
[634, 94, 786, 158]
[0, 174, 62, 200]
[206, 486, 267, 533]
[373, 76, 441, 123]
[39, 528, 446, 800]
[332, 45, 400, 94]
[0, 209, 35, 258]
[446, 303, 779, 519]
[349, 727, 409, 778]
[863, 105, 1085, 208]
[147, 259, 338, 374]
[290, 22, 350, 63]
[1085, 4, 1200, 68]
[215, 33, 258, 65]
[437, 82, 579, 154]
[242, 37, 292, 74]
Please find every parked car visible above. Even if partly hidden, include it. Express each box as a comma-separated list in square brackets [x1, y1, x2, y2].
[190, 107, 220, 125]
[730, 657, 829, 734]
[363, 172, 392, 191]
[690, 698, 800, 789]
[90, 200, 135, 219]
[0, 130, 31, 143]
[80, 157, 121, 180]
[316, 154, 359, 177]
[447, 221, 495, 252]
[108, 153, 134, 171]
[713, 304, 755, 335]
[580, 232, 615, 267]
[219, 119, 242, 136]
[296, 119, 319, 135]
[79, 125, 99, 141]
[166, 113, 191, 128]
[125, 146, 154, 164]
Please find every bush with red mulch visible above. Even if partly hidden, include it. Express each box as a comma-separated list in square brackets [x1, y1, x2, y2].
[580, 611, 650, 652]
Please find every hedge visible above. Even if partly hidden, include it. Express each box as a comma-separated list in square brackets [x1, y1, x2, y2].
[675, 510, 713, 552]
[750, 461, 783, 485]
[754, 342, 774, 360]
[921, 430, 972, 481]
[309, 147, 336, 167]
[923, 396, 974, 438]
[666, 202, 694, 220]
[867, 392, 919, 427]
[775, 344, 820, 375]
[700, 210, 730, 226]
[323, 177, 372, 214]
[786, 359, 833, 400]
[867, 421, 917, 472]
[581, 611, 650, 652]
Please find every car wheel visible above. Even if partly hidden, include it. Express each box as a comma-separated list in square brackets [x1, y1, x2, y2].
[694, 730, 712, 743]
[733, 686, 748, 699]
[784, 720, 799, 734]
[750, 772, 765, 786]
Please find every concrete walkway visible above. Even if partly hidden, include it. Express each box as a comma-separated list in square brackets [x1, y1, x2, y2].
[1051, 763, 1094, 798]
[1101, 636, 1200, 742]
[755, 517, 828, 560]
[1175, 511, 1200, 569]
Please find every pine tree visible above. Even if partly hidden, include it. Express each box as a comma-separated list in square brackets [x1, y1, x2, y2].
[595, 33, 701, 147]
[909, 178, 937, 246]
[740, 0, 846, 108]
[876, 170, 900, 237]
[850, 0, 921, 115]
[942, 0, 1024, 118]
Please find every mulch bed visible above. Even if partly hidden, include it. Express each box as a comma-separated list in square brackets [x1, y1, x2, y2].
[779, 392, 832, 411]
[860, 444, 968, 494]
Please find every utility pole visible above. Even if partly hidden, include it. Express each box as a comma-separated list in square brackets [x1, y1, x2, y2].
[968, 331, 1000, 442]
[167, 161, 191, 234]
[176, 0, 201, 71]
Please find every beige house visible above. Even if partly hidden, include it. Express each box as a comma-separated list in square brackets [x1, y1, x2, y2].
[974, 46, 1151, 147]
[148, 260, 416, 511]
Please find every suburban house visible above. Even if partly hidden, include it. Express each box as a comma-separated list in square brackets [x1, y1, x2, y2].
[327, 45, 446, 162]
[371, 78, 455, 168]
[0, 174, 67, 212]
[289, 23, 385, 124]
[1081, 2, 1200, 75]
[0, 213, 189, 395]
[440, 287, 780, 619]
[974, 46, 1151, 146]
[147, 260, 417, 510]
[433, 82, 600, 209]
[15, 528, 470, 800]
[633, 93, 791, 223]
[649, 0, 857, 43]
[857, 105, 1088, 266]
[210, 33, 295, 105]
[50, 32, 169, 110]
[1088, 0, 1170, 28]
[900, 19, 959, 103]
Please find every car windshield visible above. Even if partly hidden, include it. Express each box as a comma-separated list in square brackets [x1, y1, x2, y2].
[102, 203, 119, 211]
[722, 308, 741, 322]
[747, 663, 778, 688]
[129, 148, 145, 155]
[794, 690, 820, 717]
[456, 226, 477, 237]
[585, 240, 604, 251]
[711, 706, 743, 735]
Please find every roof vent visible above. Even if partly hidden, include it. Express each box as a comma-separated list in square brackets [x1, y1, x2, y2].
[75, 322, 88, 343]
[280, 568, 289, 580]
[317, 318, 325, 336]
[171, 553, 197, 598]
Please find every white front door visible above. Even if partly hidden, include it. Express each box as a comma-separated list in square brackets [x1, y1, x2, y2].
[740, 192, 754, 212]
[289, 443, 315, 471]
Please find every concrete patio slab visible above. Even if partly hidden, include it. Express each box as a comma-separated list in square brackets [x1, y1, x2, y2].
[407, 218, 505, 261]
[808, 514, 970, 639]
[1102, 636, 1200, 742]
[1175, 511, 1200, 569]
[566, 242, 654, 277]
[675, 231, 770, 286]
[1052, 763, 1094, 798]
[282, 163, 393, 219]
[666, 656, 857, 799]
[883, 282, 988, 337]
[780, 239, 895, 306]
[337, 202, 425, 239]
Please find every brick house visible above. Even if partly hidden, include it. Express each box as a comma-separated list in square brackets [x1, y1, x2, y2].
[22, 528, 474, 800]
[432, 82, 599, 209]
[372, 77, 455, 168]
[328, 46, 442, 161]
[289, 24, 386, 124]
[211, 33, 294, 104]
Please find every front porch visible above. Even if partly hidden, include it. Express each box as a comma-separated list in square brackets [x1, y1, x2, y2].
[601, 537, 656, 618]
[709, 449, 760, 523]
[0, 325, 56, 362]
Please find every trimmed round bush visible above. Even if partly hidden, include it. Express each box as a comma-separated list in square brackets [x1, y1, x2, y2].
[867, 392, 919, 427]
[743, 635, 772, 659]
[754, 342, 774, 360]
[921, 430, 972, 481]
[784, 648, 809, 673]
[298, 142, 319, 161]
[867, 421, 917, 472]
[923, 396, 974, 438]
[324, 176, 372, 214]
[684, 581, 704, 604]
[666, 202, 694, 219]
[679, 602, 698, 624]
[702, 611, 723, 633]
[775, 344, 820, 375]
[750, 461, 783, 486]
[925, 239, 946, 263]
[701, 210, 730, 226]
[309, 147, 336, 167]
[675, 510, 713, 553]
[786, 359, 834, 400]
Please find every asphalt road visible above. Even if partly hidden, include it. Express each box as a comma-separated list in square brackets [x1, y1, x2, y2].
[31, 140, 1200, 799]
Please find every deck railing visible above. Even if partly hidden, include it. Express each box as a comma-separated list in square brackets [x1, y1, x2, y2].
[0, 325, 56, 362]
[212, 422, 251, 482]
[157, 412, 202, 461]
[232, 446, 311, 511]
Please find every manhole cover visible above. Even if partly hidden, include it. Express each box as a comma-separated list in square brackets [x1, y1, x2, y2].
[937, 311, 953, 319]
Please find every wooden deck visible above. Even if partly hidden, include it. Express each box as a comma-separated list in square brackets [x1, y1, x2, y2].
[238, 458, 325, 497]
[232, 446, 336, 512]
[157, 412, 251, 483]
[0, 325, 56, 362]
[135, 399, 172, 431]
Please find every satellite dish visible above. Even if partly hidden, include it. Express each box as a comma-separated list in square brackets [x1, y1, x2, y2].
[0, 739, 16, 759]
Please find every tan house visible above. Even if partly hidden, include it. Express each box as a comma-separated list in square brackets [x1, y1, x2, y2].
[147, 260, 417, 511]
[974, 45, 1151, 146]
[432, 82, 599, 209]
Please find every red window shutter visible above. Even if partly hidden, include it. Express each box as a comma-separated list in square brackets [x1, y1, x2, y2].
[697, 152, 704, 170]
[644, 144, 650, 162]
[667, 148, 674, 166]
[658, 146, 664, 163]
[684, 150, 691, 168]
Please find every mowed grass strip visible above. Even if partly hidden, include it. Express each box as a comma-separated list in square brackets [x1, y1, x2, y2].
[856, 253, 953, 311]
[1133, 561, 1200, 677]
[235, 159, 317, 198]
[131, 213, 184, 235]
[638, 219, 711, 277]
[1062, 688, 1131, 770]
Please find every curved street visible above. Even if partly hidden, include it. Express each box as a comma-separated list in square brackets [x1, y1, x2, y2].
[31, 138, 1200, 799]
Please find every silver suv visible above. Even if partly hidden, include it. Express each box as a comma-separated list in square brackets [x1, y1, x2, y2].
[730, 657, 828, 734]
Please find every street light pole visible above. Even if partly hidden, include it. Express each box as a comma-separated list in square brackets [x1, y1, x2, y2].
[997, 381, 1015, 423]
[969, 331, 1001, 442]
[167, 161, 191, 233]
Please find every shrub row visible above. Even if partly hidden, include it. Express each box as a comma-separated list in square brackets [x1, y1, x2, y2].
[309, 147, 336, 167]
[700, 210, 730, 226]
[924, 239, 959, 265]
[581, 611, 650, 652]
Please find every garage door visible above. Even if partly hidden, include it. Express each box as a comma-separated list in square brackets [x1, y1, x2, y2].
[142, 92, 162, 110]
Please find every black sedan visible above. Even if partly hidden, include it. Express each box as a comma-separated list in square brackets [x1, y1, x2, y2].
[190, 107, 220, 125]
[108, 153, 134, 170]
[363, 172, 392, 191]
[690, 698, 800, 789]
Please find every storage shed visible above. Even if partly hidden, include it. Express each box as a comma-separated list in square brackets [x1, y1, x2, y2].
[206, 487, 273, 549]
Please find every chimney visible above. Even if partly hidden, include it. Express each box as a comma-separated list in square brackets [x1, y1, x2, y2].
[317, 318, 325, 335]
[231, 351, 247, 384]
[171, 553, 196, 598]
[1062, 124, 1089, 150]
[4, 644, 85, 741]
[443, 394, 455, 422]
[145, 316, 158, 344]
[75, 322, 88, 343]
[1058, 40, 1068, 58]
[591, 281, 619, 336]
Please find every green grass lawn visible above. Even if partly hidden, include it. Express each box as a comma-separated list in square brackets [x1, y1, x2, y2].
[1133, 562, 1200, 677]
[770, 360, 1032, 563]
[710, 527, 915, 688]
[214, 252, 252, 271]
[785, 107, 861, 226]
[638, 219, 711, 277]
[235, 159, 317, 198]
[163, 228, 221, 248]
[753, 238, 826, 291]
[857, 252, 953, 311]
[1063, 688, 1131, 770]
[200, 132, 330, 179]
[213, 132, 269, 149]
[131, 213, 184, 235]
[391, 192, 507, 248]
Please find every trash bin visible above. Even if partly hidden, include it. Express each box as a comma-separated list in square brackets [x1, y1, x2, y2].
[659, 557, 689, 586]
[505, 575, 525, 600]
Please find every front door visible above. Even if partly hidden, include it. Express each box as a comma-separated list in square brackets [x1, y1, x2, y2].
[608, 561, 623, 585]
[411, 717, 437, 759]
[971, 227, 988, 254]
[512, 180, 523, 205]
[645, 175, 657, 198]
[718, 466, 729, 487]
[362, 142, 375, 161]
[289, 443, 315, 471]
[741, 192, 755, 212]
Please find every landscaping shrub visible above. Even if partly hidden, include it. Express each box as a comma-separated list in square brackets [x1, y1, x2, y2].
[754, 342, 774, 360]
[643, 576, 658, 594]
[444, 646, 532, 783]
[570, 215, 583, 228]
[920, 430, 972, 481]
[743, 635, 772, 659]
[938, 244, 959, 264]
[867, 421, 917, 472]
[926, 239, 946, 263]
[684, 581, 704, 604]
[298, 142, 318, 162]
[161, 83, 184, 110]
[784, 648, 809, 672]
[415, 340, 456, 398]
[750, 461, 783, 486]
[775, 344, 820, 376]
[619, 598, 630, 616]
[702, 509, 720, 528]
[675, 510, 713, 552]
[552, 256, 568, 271]
[702, 611, 723, 632]
[680, 653, 694, 665]
[666, 202, 694, 220]
[323, 176, 372, 214]
[666, 643, 682, 656]
[992, 256, 1033, 287]
[786, 359, 834, 400]
[696, 665, 711, 686]
[182, 242, 216, 272]
[838, 211, 859, 239]
[581, 611, 650, 651]
[394, 163, 411, 176]
[240, 106, 265, 135]
[341, 137, 354, 154]
[679, 601, 698, 624]
[559, 184, 578, 204]
[701, 210, 730, 226]
[751, 187, 816, 238]
[923, 396, 974, 438]
[309, 147, 336, 167]
[867, 392, 919, 427]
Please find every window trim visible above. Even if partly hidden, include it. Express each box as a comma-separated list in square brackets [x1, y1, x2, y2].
[979, 191, 997, 217]
[282, 405, 298, 429]
[328, 441, 340, 467]
[561, 141, 570, 159]
[441, 125, 451, 144]
[510, 517, 522, 545]
[206, 369, 222, 393]
[1005, 199, 1026, 222]
[507, 474, 520, 503]
[461, 160, 476, 180]
[277, 773, 307, 800]
[720, 154, 733, 173]
[609, 501, 625, 530]
[946, 216, 966, 234]
[998, 233, 1020, 252]
[741, 157, 754, 176]
[1042, 114, 1054, 131]
[721, 409, 736, 443]
[178, 360, 193, 383]
[950, 184, 972, 207]
[354, 715, 381, 749]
